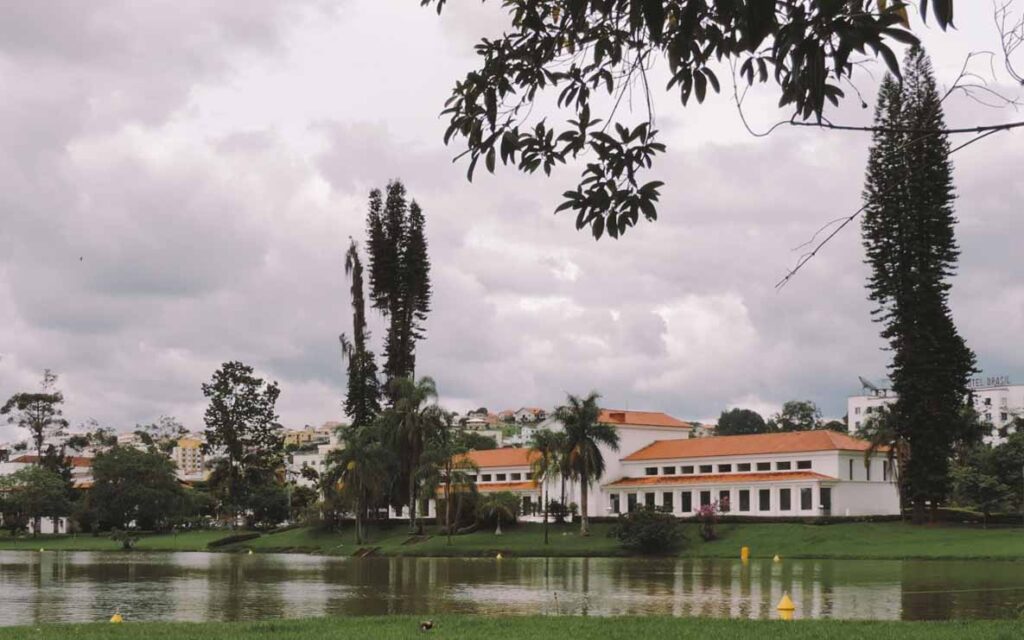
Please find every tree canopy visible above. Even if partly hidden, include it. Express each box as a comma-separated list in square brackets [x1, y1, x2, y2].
[716, 408, 769, 436]
[420, 0, 954, 238]
[90, 446, 185, 531]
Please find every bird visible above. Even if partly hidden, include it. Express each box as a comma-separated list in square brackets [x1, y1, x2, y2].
[419, 620, 434, 632]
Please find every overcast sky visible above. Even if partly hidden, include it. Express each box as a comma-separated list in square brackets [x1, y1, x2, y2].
[1, 2, 1021, 441]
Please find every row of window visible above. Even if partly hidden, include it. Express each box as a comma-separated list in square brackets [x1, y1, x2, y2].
[642, 460, 813, 477]
[471, 472, 531, 483]
[847, 459, 891, 482]
[611, 486, 832, 514]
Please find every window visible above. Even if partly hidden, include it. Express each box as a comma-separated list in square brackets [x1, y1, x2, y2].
[984, 397, 992, 406]
[644, 467, 658, 476]
[468, 474, 477, 481]
[719, 490, 731, 511]
[737, 463, 751, 472]
[699, 464, 713, 473]
[985, 412, 992, 422]
[645, 492, 656, 508]
[855, 421, 861, 429]
[882, 460, 890, 482]
[1001, 412, 1009, 422]
[739, 490, 750, 512]
[681, 491, 693, 512]
[662, 492, 674, 512]
[522, 496, 533, 515]
[776, 461, 792, 471]
[495, 473, 507, 481]
[855, 407, 861, 415]
[627, 493, 638, 513]
[482, 474, 492, 482]
[718, 464, 732, 473]
[849, 459, 854, 480]
[820, 487, 832, 513]
[511, 473, 522, 481]
[699, 490, 711, 507]
[800, 487, 813, 510]
[866, 406, 874, 414]
[758, 489, 771, 511]
[681, 465, 695, 474]
[663, 466, 676, 475]
[611, 494, 620, 514]
[756, 462, 771, 471]
[779, 488, 792, 511]
[796, 460, 812, 470]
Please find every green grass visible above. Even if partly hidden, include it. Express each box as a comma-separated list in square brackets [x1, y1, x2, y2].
[1, 616, 1021, 640]
[3, 521, 1024, 560]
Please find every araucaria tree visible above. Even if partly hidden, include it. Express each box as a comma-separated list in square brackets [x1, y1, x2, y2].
[365, 181, 432, 394]
[862, 46, 976, 523]
[1, 370, 69, 459]
[558, 392, 619, 536]
[202, 361, 283, 522]
[341, 239, 381, 429]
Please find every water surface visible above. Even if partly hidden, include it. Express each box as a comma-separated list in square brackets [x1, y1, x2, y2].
[1, 551, 1022, 626]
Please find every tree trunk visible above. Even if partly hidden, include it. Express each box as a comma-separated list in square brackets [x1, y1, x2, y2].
[543, 494, 549, 545]
[580, 472, 589, 536]
[911, 498, 926, 525]
[408, 471, 417, 534]
[445, 479, 452, 546]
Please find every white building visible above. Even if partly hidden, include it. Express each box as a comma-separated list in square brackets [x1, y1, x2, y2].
[603, 430, 899, 518]
[288, 430, 345, 488]
[170, 436, 206, 481]
[848, 375, 1024, 443]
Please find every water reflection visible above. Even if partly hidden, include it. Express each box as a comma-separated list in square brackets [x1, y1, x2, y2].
[0, 551, 1021, 626]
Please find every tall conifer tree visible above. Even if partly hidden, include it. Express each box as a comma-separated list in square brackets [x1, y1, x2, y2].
[862, 47, 976, 523]
[364, 180, 432, 397]
[341, 239, 381, 429]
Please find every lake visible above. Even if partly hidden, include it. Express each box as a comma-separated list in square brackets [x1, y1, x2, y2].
[1, 551, 1022, 626]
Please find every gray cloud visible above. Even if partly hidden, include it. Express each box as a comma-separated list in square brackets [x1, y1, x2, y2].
[1, 2, 1021, 445]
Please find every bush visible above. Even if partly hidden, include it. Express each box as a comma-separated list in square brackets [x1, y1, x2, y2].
[207, 532, 261, 548]
[611, 507, 686, 554]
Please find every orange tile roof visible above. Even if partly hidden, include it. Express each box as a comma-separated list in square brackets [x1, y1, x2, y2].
[623, 430, 877, 461]
[605, 471, 835, 488]
[599, 409, 693, 430]
[458, 448, 538, 468]
[13, 454, 93, 468]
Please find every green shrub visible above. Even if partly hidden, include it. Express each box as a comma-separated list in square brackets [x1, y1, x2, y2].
[206, 532, 261, 548]
[611, 507, 686, 554]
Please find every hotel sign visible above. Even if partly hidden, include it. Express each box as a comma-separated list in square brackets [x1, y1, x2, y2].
[968, 375, 1011, 389]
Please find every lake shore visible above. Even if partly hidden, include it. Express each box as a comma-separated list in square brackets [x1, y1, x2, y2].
[4, 521, 1024, 560]
[1, 615, 1021, 640]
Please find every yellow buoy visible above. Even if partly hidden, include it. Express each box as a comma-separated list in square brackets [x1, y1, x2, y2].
[773, 554, 781, 563]
[777, 592, 795, 620]
[110, 613, 124, 624]
[496, 553, 503, 560]
[740, 546, 750, 561]
[38, 548, 44, 552]
[247, 549, 253, 555]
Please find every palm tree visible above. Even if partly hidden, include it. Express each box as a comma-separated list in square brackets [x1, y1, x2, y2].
[326, 425, 393, 544]
[859, 405, 909, 517]
[477, 491, 519, 535]
[385, 376, 441, 534]
[530, 428, 565, 545]
[419, 411, 479, 545]
[558, 392, 620, 536]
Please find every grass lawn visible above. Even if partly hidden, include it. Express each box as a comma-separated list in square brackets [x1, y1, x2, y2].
[0, 616, 1021, 640]
[3, 521, 1024, 560]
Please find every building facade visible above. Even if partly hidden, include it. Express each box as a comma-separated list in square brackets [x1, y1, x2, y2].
[603, 430, 898, 518]
[848, 376, 1024, 443]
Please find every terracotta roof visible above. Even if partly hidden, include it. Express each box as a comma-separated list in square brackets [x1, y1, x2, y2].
[599, 409, 693, 430]
[623, 430, 878, 461]
[605, 471, 835, 488]
[477, 481, 539, 493]
[458, 448, 538, 468]
[12, 454, 93, 468]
